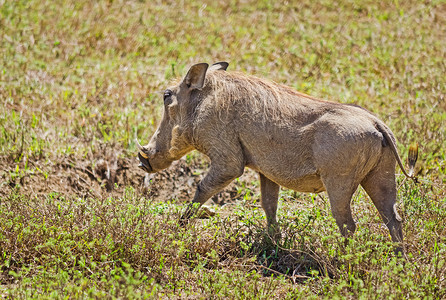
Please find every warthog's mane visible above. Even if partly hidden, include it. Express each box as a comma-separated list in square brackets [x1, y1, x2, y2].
[203, 70, 333, 120]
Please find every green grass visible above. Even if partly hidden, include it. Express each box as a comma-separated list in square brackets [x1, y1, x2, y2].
[1, 185, 445, 298]
[1, 0, 445, 298]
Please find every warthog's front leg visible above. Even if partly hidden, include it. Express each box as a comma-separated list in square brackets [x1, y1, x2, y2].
[259, 173, 280, 240]
[180, 162, 244, 224]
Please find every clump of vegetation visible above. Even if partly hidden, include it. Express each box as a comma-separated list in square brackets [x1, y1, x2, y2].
[1, 0, 445, 298]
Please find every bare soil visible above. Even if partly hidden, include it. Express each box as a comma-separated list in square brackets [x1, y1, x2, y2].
[0, 147, 259, 205]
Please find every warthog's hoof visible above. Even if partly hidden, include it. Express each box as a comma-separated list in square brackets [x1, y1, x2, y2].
[196, 206, 216, 219]
[179, 206, 216, 226]
[179, 217, 190, 227]
[394, 246, 405, 258]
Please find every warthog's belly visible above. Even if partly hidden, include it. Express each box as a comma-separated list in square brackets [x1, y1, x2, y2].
[248, 163, 326, 193]
[279, 174, 326, 193]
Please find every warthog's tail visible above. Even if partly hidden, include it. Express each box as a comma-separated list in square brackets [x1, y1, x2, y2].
[376, 123, 419, 180]
[407, 143, 419, 178]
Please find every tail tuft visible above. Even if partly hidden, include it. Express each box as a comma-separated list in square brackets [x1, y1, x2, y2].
[407, 143, 419, 177]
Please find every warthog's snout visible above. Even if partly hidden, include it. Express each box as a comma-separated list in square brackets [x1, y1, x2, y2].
[136, 138, 153, 172]
[138, 152, 152, 173]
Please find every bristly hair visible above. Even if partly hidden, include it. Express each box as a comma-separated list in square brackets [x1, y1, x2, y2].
[203, 70, 332, 121]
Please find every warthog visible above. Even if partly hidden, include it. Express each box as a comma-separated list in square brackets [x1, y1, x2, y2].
[137, 62, 418, 254]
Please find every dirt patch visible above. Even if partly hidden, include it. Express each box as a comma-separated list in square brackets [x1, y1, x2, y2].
[0, 147, 259, 205]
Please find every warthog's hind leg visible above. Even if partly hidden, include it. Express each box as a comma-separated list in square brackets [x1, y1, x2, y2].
[361, 161, 404, 256]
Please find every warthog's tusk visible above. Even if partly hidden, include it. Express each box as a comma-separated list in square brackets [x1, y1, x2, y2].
[139, 151, 148, 159]
[135, 138, 149, 159]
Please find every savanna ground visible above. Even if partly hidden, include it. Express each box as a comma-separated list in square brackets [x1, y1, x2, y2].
[1, 0, 445, 298]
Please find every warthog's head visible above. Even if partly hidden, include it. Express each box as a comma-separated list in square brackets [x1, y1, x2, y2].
[137, 62, 228, 173]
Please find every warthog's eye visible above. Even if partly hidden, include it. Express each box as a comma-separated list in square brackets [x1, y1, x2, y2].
[164, 89, 173, 102]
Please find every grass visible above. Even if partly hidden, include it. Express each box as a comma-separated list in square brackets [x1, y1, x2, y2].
[1, 0, 445, 298]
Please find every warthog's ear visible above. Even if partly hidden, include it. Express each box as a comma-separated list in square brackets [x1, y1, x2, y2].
[184, 63, 209, 90]
[210, 61, 229, 71]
